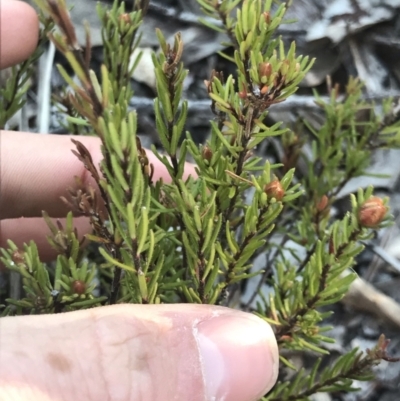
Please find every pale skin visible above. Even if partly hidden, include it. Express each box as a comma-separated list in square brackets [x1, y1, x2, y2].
[0, 1, 279, 401]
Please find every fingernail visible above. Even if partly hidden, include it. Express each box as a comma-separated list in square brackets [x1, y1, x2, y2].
[196, 313, 278, 401]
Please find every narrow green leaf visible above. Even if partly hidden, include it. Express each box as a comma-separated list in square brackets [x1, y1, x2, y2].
[99, 247, 136, 272]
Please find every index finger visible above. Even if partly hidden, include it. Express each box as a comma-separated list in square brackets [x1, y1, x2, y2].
[0, 131, 197, 220]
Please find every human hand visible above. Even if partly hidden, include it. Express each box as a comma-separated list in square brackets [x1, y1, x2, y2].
[0, 303, 279, 401]
[0, 1, 279, 401]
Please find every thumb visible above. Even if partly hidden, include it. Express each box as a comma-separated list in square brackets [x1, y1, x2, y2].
[0, 304, 279, 401]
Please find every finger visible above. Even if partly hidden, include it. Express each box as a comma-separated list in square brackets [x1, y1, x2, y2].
[0, 0, 39, 69]
[0, 216, 92, 265]
[0, 131, 103, 220]
[0, 131, 197, 220]
[0, 304, 279, 401]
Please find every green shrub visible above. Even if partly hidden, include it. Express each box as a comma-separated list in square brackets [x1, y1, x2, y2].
[2, 0, 400, 399]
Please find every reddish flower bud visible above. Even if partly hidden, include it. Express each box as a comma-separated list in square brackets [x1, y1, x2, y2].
[119, 13, 131, 23]
[72, 280, 86, 295]
[259, 62, 272, 78]
[260, 85, 269, 95]
[238, 83, 248, 99]
[263, 12, 271, 24]
[12, 250, 25, 264]
[358, 197, 387, 227]
[238, 90, 248, 99]
[264, 180, 285, 201]
[316, 195, 329, 212]
[201, 145, 213, 162]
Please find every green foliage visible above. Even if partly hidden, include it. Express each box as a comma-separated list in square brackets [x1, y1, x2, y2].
[265, 334, 396, 400]
[1, 0, 400, 399]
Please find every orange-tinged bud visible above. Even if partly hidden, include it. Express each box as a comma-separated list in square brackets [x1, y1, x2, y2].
[264, 180, 285, 201]
[119, 13, 131, 23]
[358, 196, 387, 227]
[12, 250, 25, 264]
[259, 62, 272, 78]
[202, 145, 213, 161]
[260, 85, 269, 95]
[238, 90, 248, 99]
[316, 195, 329, 212]
[263, 12, 271, 24]
[72, 280, 86, 295]
[238, 82, 248, 99]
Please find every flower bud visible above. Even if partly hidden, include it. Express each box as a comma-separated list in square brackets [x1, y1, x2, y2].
[358, 196, 387, 227]
[12, 250, 25, 264]
[259, 62, 272, 79]
[316, 195, 329, 212]
[201, 145, 213, 162]
[264, 180, 285, 201]
[119, 13, 131, 24]
[263, 12, 271, 24]
[238, 83, 248, 99]
[72, 280, 86, 295]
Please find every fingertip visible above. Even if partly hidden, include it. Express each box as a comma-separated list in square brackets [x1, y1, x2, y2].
[0, 0, 39, 68]
[196, 311, 279, 401]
